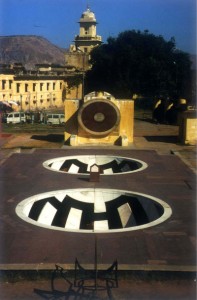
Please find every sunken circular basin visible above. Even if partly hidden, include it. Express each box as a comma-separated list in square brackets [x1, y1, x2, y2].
[16, 189, 172, 233]
[43, 155, 148, 175]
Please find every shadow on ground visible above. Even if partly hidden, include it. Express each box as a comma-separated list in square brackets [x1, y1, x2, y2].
[31, 134, 64, 143]
[34, 286, 82, 299]
[144, 135, 178, 143]
[34, 274, 116, 299]
[135, 117, 154, 123]
[34, 285, 114, 300]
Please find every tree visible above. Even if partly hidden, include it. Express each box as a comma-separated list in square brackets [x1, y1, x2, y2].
[85, 30, 192, 100]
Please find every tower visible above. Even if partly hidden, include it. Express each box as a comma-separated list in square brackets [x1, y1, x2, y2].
[65, 6, 102, 72]
[74, 6, 102, 53]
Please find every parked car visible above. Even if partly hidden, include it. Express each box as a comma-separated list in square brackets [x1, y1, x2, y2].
[46, 114, 65, 125]
[6, 112, 26, 124]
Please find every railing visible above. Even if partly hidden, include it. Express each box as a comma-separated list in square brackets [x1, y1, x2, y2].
[75, 35, 102, 41]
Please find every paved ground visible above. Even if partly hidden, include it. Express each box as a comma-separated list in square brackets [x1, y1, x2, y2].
[0, 119, 196, 171]
[0, 118, 196, 299]
[0, 276, 196, 299]
[0, 148, 196, 268]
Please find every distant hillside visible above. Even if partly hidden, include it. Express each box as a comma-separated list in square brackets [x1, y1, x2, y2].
[0, 35, 66, 69]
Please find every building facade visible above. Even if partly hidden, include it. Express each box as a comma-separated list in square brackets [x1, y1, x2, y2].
[0, 6, 101, 112]
[0, 64, 82, 112]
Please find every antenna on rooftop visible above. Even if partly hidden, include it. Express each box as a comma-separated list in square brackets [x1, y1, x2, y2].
[86, 0, 91, 10]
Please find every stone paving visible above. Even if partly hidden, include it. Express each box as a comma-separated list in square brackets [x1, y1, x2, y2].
[1, 119, 196, 171]
[0, 275, 196, 300]
[1, 148, 196, 269]
[0, 118, 196, 299]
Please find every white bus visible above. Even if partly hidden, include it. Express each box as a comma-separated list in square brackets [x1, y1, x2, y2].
[46, 114, 65, 125]
[6, 112, 26, 124]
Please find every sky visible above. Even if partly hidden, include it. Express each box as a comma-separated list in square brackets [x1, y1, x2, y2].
[0, 0, 196, 54]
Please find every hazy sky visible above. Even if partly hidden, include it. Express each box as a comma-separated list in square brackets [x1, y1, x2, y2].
[0, 0, 196, 54]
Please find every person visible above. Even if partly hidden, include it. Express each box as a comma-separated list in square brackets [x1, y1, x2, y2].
[26, 113, 31, 123]
[152, 98, 166, 123]
[165, 100, 177, 125]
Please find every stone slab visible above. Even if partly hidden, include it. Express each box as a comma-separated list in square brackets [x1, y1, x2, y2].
[0, 149, 196, 271]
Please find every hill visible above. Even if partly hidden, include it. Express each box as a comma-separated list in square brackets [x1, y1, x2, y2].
[0, 35, 66, 69]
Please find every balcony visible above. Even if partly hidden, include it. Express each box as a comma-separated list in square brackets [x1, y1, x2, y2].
[75, 35, 102, 42]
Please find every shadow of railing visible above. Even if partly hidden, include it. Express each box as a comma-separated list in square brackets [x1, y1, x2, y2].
[34, 261, 118, 299]
[74, 259, 118, 299]
[34, 287, 76, 299]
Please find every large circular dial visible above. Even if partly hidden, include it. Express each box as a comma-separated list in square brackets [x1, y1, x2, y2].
[78, 99, 120, 136]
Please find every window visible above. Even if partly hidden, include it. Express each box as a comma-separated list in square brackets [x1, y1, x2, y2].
[40, 83, 43, 91]
[16, 83, 20, 93]
[9, 80, 12, 89]
[2, 80, 6, 89]
[84, 26, 88, 34]
[47, 83, 50, 90]
[25, 83, 28, 92]
[33, 83, 36, 91]
[53, 82, 55, 90]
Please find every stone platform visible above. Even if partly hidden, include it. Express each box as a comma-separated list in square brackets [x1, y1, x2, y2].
[0, 148, 196, 272]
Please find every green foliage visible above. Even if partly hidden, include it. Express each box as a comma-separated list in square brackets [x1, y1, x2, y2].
[66, 74, 82, 89]
[85, 30, 192, 99]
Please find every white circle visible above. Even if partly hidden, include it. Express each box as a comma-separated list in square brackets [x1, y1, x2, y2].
[16, 188, 172, 234]
[43, 155, 148, 175]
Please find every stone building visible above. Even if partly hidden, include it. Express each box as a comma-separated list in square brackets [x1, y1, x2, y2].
[0, 6, 101, 112]
[65, 6, 102, 71]
[0, 63, 82, 112]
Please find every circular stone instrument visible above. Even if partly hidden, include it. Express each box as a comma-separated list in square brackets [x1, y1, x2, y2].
[43, 155, 148, 175]
[16, 188, 172, 233]
[77, 99, 120, 136]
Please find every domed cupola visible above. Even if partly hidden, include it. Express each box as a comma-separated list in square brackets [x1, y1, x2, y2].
[80, 7, 96, 22]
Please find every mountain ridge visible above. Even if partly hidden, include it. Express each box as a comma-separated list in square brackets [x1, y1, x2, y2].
[0, 35, 66, 69]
